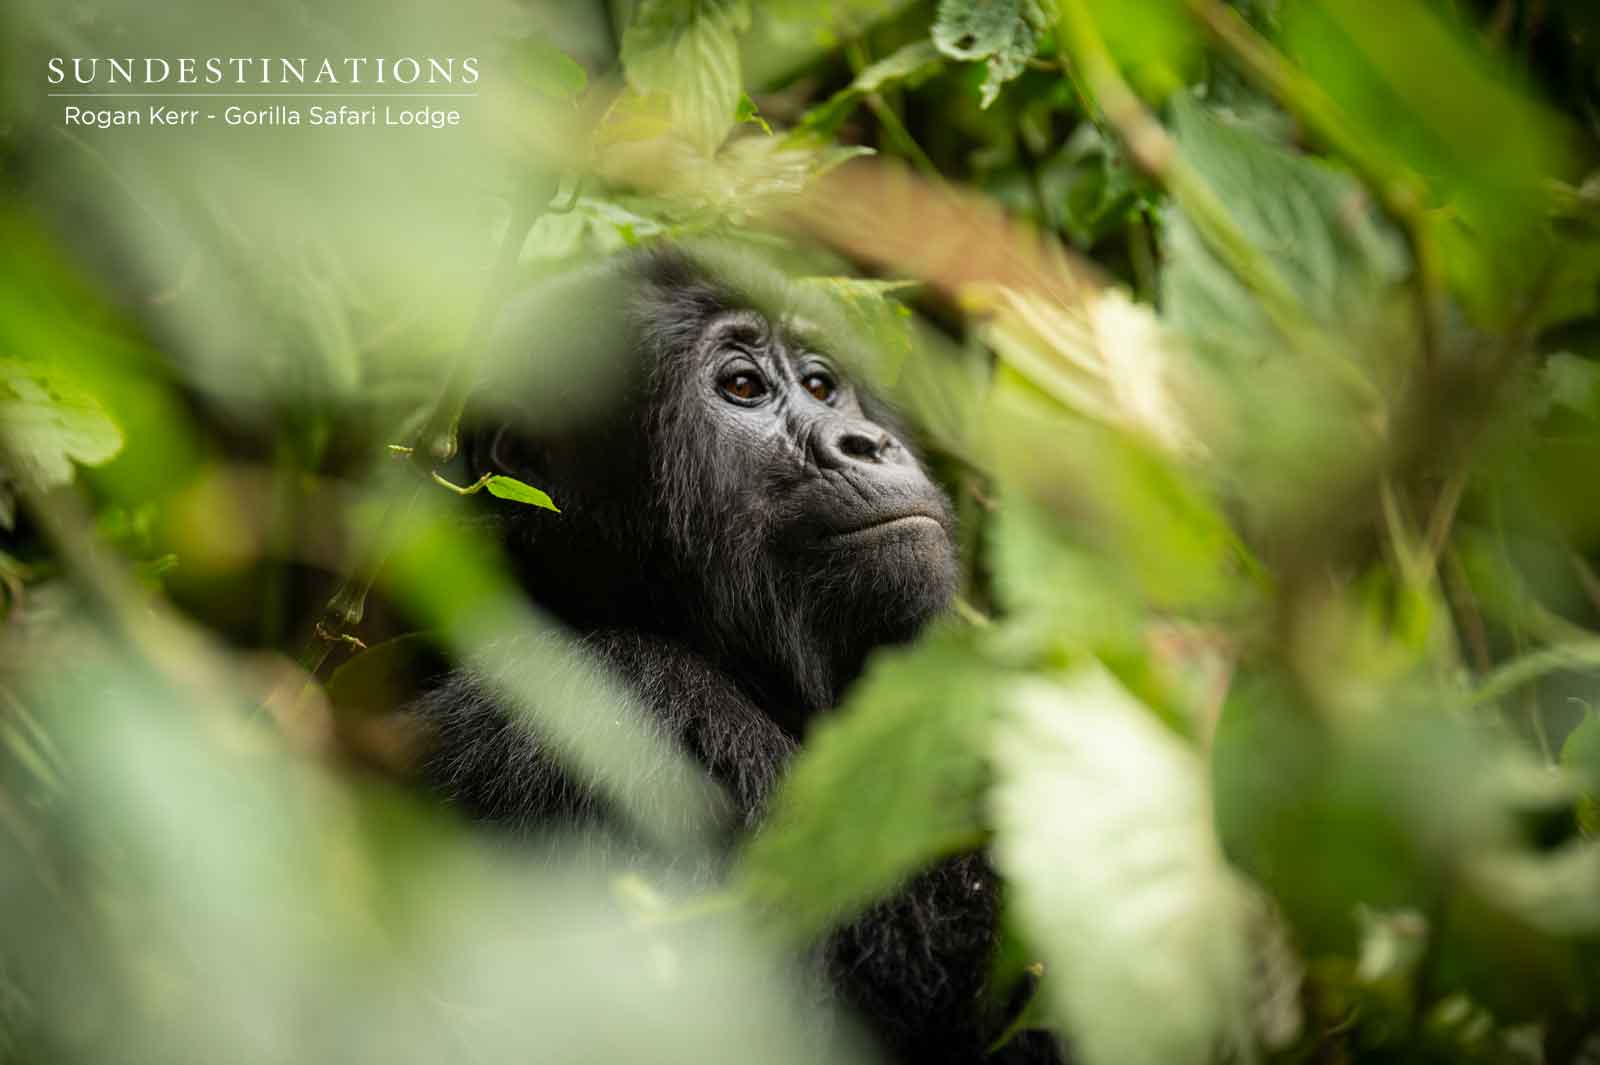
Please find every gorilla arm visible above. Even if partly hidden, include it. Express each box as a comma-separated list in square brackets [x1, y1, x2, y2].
[414, 629, 796, 836]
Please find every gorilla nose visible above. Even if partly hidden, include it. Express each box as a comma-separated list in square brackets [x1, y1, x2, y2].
[817, 423, 895, 468]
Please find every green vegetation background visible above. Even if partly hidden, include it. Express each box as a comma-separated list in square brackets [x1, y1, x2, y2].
[4, 0, 1600, 1062]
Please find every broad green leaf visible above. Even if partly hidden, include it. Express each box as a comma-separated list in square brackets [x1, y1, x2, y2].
[515, 40, 588, 101]
[0, 358, 124, 491]
[1160, 95, 1411, 534]
[621, 0, 752, 156]
[800, 40, 944, 134]
[736, 625, 1002, 943]
[1164, 94, 1410, 356]
[991, 667, 1252, 1065]
[1281, 0, 1570, 326]
[484, 474, 559, 511]
[932, 0, 1049, 108]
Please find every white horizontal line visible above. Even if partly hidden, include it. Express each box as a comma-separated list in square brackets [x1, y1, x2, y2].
[48, 92, 479, 98]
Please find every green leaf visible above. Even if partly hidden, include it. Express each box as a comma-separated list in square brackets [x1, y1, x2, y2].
[799, 40, 945, 134]
[991, 667, 1252, 1065]
[0, 358, 124, 491]
[1164, 94, 1410, 353]
[1160, 95, 1412, 532]
[484, 475, 559, 511]
[1562, 711, 1600, 834]
[515, 40, 587, 101]
[620, 0, 752, 155]
[1083, 0, 1198, 99]
[1281, 0, 1569, 326]
[1042, 125, 1143, 248]
[735, 92, 771, 134]
[931, 0, 1049, 108]
[796, 277, 918, 384]
[735, 625, 1001, 943]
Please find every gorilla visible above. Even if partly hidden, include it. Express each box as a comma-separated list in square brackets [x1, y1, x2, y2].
[409, 246, 1060, 1064]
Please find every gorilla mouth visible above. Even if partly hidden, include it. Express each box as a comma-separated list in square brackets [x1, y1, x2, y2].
[823, 513, 946, 543]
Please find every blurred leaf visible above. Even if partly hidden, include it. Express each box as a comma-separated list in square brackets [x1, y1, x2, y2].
[1562, 711, 1600, 834]
[969, 282, 1204, 456]
[597, 103, 870, 220]
[991, 667, 1252, 1065]
[1, 648, 870, 1065]
[1161, 95, 1411, 534]
[378, 497, 725, 852]
[0, 358, 124, 491]
[796, 277, 917, 384]
[1281, 0, 1570, 326]
[736, 625, 1001, 943]
[932, 0, 1050, 109]
[484, 474, 560, 511]
[985, 492, 1143, 661]
[1164, 94, 1410, 360]
[515, 39, 588, 100]
[326, 633, 438, 720]
[1083, 0, 1199, 98]
[621, 0, 752, 155]
[1044, 124, 1144, 248]
[799, 40, 944, 134]
[985, 397, 1246, 620]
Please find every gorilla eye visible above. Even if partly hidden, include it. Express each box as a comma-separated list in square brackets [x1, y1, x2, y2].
[802, 372, 837, 403]
[718, 369, 768, 404]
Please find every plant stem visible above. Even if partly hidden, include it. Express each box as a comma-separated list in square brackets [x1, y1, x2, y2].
[1470, 640, 1600, 707]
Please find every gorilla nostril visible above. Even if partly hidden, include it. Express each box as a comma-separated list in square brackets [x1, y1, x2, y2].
[838, 430, 890, 462]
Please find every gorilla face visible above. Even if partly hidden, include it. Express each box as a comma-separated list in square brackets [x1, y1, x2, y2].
[689, 307, 952, 574]
[477, 247, 958, 723]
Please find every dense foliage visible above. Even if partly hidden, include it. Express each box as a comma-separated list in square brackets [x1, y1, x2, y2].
[4, 0, 1600, 1062]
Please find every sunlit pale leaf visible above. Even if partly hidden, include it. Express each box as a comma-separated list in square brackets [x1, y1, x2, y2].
[515, 39, 588, 100]
[621, 0, 752, 156]
[991, 667, 1252, 1065]
[969, 282, 1205, 458]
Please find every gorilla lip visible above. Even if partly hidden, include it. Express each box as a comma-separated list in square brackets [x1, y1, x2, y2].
[824, 513, 945, 542]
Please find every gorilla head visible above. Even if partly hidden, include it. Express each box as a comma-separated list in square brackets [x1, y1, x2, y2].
[469, 246, 957, 730]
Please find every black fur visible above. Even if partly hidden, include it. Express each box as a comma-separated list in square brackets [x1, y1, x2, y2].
[410, 246, 1062, 1064]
